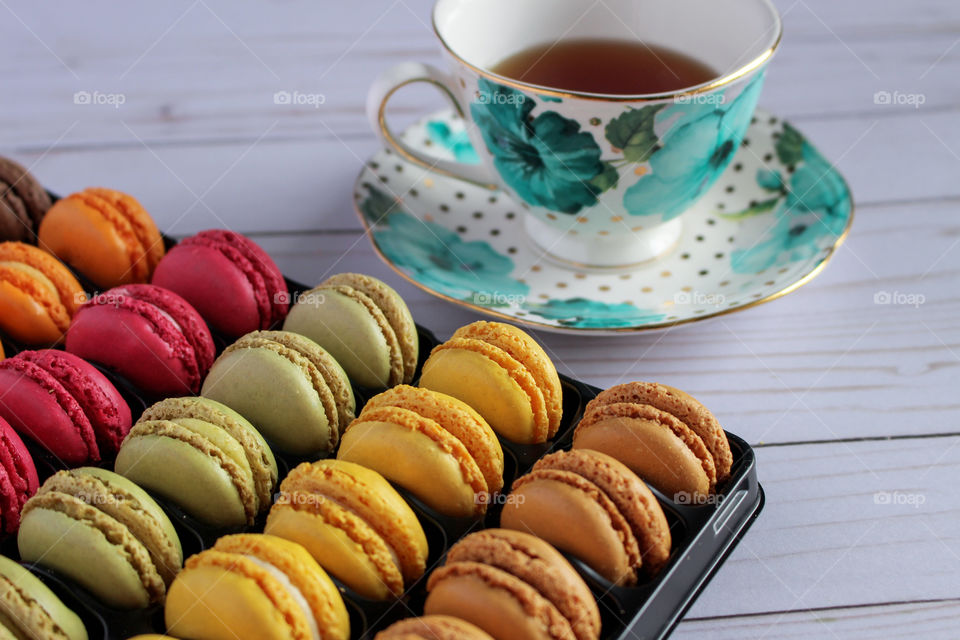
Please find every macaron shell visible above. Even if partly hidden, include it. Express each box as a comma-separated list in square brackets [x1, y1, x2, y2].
[39, 191, 146, 287]
[375, 616, 495, 640]
[420, 346, 542, 444]
[0, 157, 51, 240]
[265, 500, 403, 600]
[444, 529, 599, 640]
[0, 465, 22, 533]
[166, 564, 297, 640]
[0, 358, 99, 464]
[18, 349, 131, 453]
[139, 396, 278, 509]
[115, 424, 251, 526]
[18, 501, 155, 609]
[86, 188, 164, 277]
[0, 417, 38, 500]
[0, 554, 88, 640]
[201, 346, 333, 454]
[322, 273, 418, 383]
[502, 470, 640, 586]
[0, 242, 86, 313]
[283, 287, 397, 388]
[453, 322, 562, 437]
[575, 404, 715, 496]
[0, 265, 69, 344]
[361, 386, 504, 494]
[338, 415, 484, 518]
[426, 563, 574, 640]
[152, 242, 263, 336]
[587, 382, 732, 482]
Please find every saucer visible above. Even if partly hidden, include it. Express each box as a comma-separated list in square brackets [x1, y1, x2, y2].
[353, 109, 853, 335]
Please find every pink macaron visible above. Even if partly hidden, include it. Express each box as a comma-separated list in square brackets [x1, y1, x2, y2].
[0, 350, 133, 464]
[66, 284, 215, 395]
[152, 229, 289, 337]
[0, 417, 38, 532]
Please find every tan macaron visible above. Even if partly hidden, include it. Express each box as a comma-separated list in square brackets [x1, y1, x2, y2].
[375, 616, 494, 640]
[420, 321, 562, 444]
[573, 382, 731, 497]
[501, 449, 672, 585]
[338, 385, 504, 518]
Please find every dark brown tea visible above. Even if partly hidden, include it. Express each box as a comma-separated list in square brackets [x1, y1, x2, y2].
[491, 38, 718, 95]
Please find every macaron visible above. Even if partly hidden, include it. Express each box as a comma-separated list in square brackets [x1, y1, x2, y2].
[501, 449, 672, 585]
[420, 321, 562, 444]
[573, 382, 732, 497]
[283, 273, 418, 388]
[0, 417, 38, 533]
[0, 349, 132, 464]
[265, 459, 428, 600]
[425, 529, 600, 640]
[0, 555, 87, 640]
[0, 156, 51, 243]
[202, 330, 354, 454]
[338, 385, 503, 518]
[0, 241, 86, 345]
[115, 411, 274, 526]
[38, 187, 164, 288]
[165, 534, 349, 640]
[18, 467, 183, 609]
[66, 284, 215, 395]
[375, 616, 494, 640]
[152, 229, 289, 337]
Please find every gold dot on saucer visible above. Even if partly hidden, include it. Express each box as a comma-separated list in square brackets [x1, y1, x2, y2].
[459, 78, 466, 88]
[546, 213, 557, 220]
[598, 230, 609, 235]
[765, 280, 775, 286]
[634, 166, 649, 176]
[556, 282, 568, 289]
[624, 300, 635, 306]
[660, 270, 671, 278]
[779, 267, 789, 274]
[574, 273, 587, 279]
[568, 230, 578, 235]
[531, 265, 542, 272]
[681, 286, 692, 292]
[718, 280, 730, 287]
[610, 216, 623, 223]
[632, 225, 644, 232]
[423, 214, 434, 222]
[663, 300, 675, 307]
[641, 286, 653, 293]
[577, 217, 588, 224]
[538, 293, 549, 300]
[518, 278, 527, 285]
[753, 293, 763, 298]
[599, 285, 611, 292]
[423, 178, 434, 188]
[619, 274, 631, 280]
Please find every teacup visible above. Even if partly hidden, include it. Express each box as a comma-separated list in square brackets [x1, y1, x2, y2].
[367, 0, 782, 268]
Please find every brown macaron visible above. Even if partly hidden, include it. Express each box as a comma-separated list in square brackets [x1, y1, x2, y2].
[0, 157, 51, 243]
[425, 529, 600, 640]
[375, 616, 494, 640]
[500, 449, 671, 586]
[573, 382, 732, 498]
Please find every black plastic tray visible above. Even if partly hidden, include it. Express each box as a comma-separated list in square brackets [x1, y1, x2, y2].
[1, 249, 764, 640]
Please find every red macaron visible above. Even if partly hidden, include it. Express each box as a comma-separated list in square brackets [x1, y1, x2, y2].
[0, 350, 132, 465]
[66, 284, 215, 395]
[0, 417, 38, 533]
[152, 229, 289, 337]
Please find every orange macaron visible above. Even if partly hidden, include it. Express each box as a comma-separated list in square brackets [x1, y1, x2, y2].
[0, 242, 86, 345]
[39, 188, 164, 288]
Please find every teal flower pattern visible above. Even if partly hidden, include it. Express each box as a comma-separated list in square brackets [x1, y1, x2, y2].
[470, 79, 606, 214]
[523, 298, 666, 329]
[622, 73, 766, 221]
[426, 120, 479, 164]
[729, 123, 851, 273]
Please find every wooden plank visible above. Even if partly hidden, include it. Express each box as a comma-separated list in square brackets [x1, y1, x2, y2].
[674, 599, 960, 639]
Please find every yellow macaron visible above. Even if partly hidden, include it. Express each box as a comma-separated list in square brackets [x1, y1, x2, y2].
[165, 534, 349, 640]
[420, 321, 562, 444]
[338, 385, 504, 518]
[265, 459, 428, 600]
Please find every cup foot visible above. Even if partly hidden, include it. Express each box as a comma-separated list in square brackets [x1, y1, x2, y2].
[523, 215, 682, 270]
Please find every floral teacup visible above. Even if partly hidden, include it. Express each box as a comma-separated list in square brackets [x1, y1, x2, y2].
[367, 0, 782, 267]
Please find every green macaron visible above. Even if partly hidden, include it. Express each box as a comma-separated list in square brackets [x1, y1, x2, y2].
[201, 330, 355, 454]
[283, 273, 418, 388]
[18, 468, 182, 610]
[0, 555, 88, 640]
[114, 397, 279, 527]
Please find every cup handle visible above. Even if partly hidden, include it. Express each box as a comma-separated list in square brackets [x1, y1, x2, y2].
[366, 61, 497, 187]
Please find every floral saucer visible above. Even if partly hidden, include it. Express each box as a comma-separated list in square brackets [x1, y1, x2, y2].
[353, 109, 852, 334]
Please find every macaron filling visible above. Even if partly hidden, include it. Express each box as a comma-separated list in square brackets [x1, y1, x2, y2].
[244, 555, 321, 640]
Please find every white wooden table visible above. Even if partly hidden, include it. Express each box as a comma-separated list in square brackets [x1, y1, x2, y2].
[2, 1, 958, 637]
